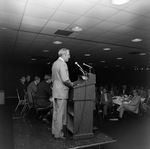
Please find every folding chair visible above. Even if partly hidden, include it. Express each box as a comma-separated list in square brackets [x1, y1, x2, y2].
[21, 92, 34, 120]
[15, 89, 26, 113]
[30, 93, 52, 123]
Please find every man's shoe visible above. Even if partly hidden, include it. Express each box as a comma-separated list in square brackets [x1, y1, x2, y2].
[55, 136, 67, 140]
[42, 118, 50, 124]
[117, 117, 122, 123]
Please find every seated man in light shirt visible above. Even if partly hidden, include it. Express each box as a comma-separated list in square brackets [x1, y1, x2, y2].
[117, 89, 141, 122]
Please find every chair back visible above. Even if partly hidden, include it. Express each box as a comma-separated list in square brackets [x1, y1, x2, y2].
[16, 89, 21, 101]
[31, 92, 37, 107]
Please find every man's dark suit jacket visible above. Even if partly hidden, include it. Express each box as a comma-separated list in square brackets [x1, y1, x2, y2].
[17, 81, 27, 100]
[35, 80, 52, 107]
[119, 89, 129, 96]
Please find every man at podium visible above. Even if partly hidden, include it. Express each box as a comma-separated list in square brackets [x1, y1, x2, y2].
[52, 48, 74, 139]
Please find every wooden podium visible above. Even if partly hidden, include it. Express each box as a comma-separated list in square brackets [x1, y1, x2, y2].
[67, 73, 96, 140]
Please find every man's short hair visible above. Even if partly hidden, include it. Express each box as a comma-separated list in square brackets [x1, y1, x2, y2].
[58, 48, 70, 57]
[44, 74, 52, 80]
[34, 76, 40, 81]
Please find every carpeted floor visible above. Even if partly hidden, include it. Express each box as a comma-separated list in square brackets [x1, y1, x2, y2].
[1, 98, 150, 149]
[0, 104, 14, 149]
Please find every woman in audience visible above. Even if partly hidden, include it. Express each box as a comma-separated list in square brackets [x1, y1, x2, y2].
[117, 89, 141, 122]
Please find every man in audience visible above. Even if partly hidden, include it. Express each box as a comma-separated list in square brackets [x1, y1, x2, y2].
[139, 86, 147, 98]
[17, 76, 27, 100]
[100, 88, 113, 121]
[35, 74, 53, 123]
[25, 75, 31, 86]
[119, 85, 129, 96]
[27, 76, 41, 104]
[117, 89, 141, 122]
[141, 88, 150, 110]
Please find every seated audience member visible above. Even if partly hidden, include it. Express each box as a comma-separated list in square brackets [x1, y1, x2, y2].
[100, 88, 113, 120]
[27, 76, 41, 104]
[119, 85, 129, 96]
[117, 89, 141, 122]
[35, 74, 53, 123]
[17, 76, 27, 100]
[110, 86, 115, 97]
[25, 75, 31, 86]
[141, 89, 150, 110]
[139, 86, 147, 99]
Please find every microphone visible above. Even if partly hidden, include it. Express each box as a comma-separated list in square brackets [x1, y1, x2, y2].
[75, 62, 83, 70]
[83, 63, 92, 68]
[75, 62, 85, 75]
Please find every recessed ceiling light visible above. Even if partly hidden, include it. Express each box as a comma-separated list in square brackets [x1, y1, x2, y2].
[103, 48, 111, 51]
[71, 27, 83, 32]
[111, 0, 130, 5]
[43, 49, 49, 52]
[139, 53, 146, 55]
[31, 58, 36, 61]
[132, 38, 142, 42]
[117, 57, 122, 60]
[53, 41, 62, 44]
[101, 61, 105, 62]
[84, 54, 90, 56]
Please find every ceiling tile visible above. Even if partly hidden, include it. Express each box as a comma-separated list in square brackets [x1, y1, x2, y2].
[45, 21, 70, 30]
[28, 0, 64, 9]
[51, 11, 80, 24]
[58, 0, 95, 15]
[73, 16, 102, 27]
[22, 16, 48, 27]
[17, 31, 37, 41]
[0, 21, 20, 30]
[0, 11, 22, 23]
[0, 0, 26, 14]
[20, 24, 43, 32]
[125, 0, 150, 15]
[75, 34, 95, 40]
[84, 28, 106, 36]
[84, 4, 119, 20]
[94, 21, 120, 30]
[125, 16, 150, 28]
[100, 31, 121, 39]
[107, 11, 139, 24]
[112, 25, 137, 34]
[40, 27, 57, 35]
[25, 4, 55, 20]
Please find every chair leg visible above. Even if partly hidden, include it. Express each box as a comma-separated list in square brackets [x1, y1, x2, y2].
[30, 109, 37, 123]
[24, 107, 31, 119]
[23, 106, 29, 118]
[21, 104, 27, 116]
[15, 102, 20, 111]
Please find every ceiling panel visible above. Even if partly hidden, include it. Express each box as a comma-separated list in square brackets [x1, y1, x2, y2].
[0, 0, 150, 70]
[58, 0, 95, 15]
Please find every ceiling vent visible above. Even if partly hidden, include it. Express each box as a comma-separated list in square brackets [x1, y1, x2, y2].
[54, 30, 73, 36]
